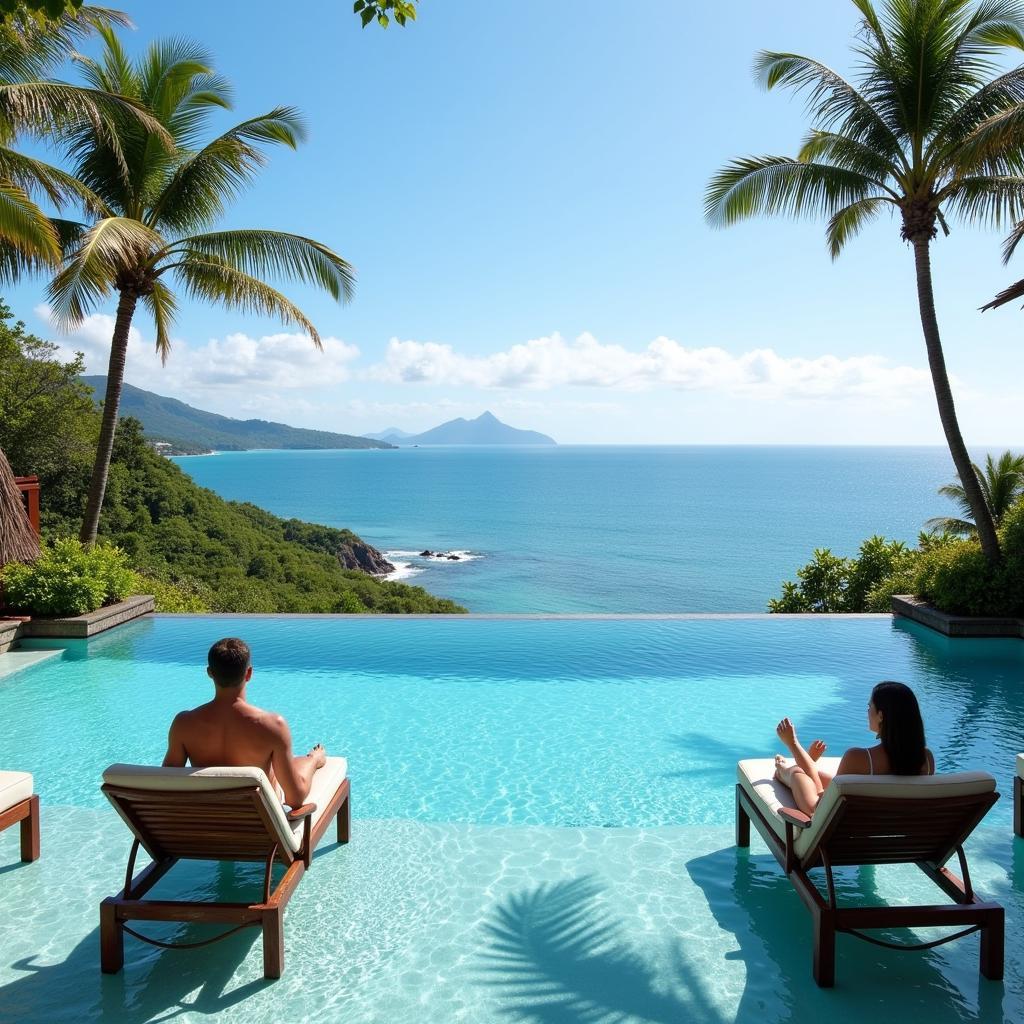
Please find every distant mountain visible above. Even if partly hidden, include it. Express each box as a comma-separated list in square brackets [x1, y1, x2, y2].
[81, 377, 395, 453]
[385, 411, 556, 446]
[364, 427, 414, 442]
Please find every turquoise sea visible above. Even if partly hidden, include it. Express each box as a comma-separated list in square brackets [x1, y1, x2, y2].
[175, 445, 964, 612]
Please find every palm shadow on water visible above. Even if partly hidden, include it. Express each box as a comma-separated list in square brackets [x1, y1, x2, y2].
[686, 846, 1009, 1024]
[474, 875, 730, 1024]
[0, 860, 277, 1024]
[662, 733, 754, 782]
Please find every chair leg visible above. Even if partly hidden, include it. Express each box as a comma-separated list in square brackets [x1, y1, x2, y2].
[100, 899, 124, 974]
[980, 907, 1004, 981]
[262, 907, 284, 979]
[812, 909, 836, 988]
[20, 795, 39, 862]
[735, 787, 750, 848]
[1014, 777, 1023, 839]
[337, 792, 350, 844]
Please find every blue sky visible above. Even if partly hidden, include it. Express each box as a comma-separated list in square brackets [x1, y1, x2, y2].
[10, 0, 1024, 443]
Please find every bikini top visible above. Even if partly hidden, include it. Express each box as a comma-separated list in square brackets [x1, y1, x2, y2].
[865, 747, 935, 775]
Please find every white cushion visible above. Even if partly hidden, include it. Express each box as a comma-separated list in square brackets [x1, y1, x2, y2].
[103, 758, 349, 855]
[0, 771, 33, 814]
[1017, 753, 1024, 780]
[738, 757, 996, 860]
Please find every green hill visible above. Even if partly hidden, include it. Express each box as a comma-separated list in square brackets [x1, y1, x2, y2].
[82, 376, 394, 453]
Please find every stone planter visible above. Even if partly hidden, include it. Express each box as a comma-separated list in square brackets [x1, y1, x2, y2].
[891, 594, 1024, 639]
[16, 595, 155, 640]
[0, 618, 22, 654]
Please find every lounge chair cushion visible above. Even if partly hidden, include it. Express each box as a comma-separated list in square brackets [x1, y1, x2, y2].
[0, 770, 32, 814]
[103, 758, 348, 855]
[1017, 753, 1024, 780]
[738, 757, 996, 860]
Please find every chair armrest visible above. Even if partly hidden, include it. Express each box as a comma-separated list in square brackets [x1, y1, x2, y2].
[286, 803, 317, 822]
[778, 807, 812, 829]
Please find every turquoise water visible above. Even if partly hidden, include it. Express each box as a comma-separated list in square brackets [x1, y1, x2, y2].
[1, 616, 1023, 1022]
[173, 445, 962, 613]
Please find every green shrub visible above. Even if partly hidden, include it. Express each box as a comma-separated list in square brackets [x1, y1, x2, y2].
[1, 538, 135, 615]
[913, 540, 1009, 616]
[132, 571, 213, 613]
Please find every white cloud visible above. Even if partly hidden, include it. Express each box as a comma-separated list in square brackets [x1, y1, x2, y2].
[36, 305, 360, 396]
[367, 331, 934, 400]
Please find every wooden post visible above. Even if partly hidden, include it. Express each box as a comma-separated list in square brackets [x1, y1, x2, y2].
[338, 792, 351, 844]
[262, 907, 284, 979]
[100, 899, 124, 974]
[812, 908, 836, 987]
[19, 795, 39, 862]
[980, 906, 1005, 980]
[735, 786, 750, 847]
[1014, 776, 1023, 838]
[13, 476, 40, 535]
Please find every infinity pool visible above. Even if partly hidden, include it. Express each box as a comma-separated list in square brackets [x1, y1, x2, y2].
[0, 615, 1022, 1023]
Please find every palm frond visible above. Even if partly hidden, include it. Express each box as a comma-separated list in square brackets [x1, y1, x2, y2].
[705, 156, 885, 227]
[0, 178, 59, 268]
[140, 278, 178, 364]
[46, 216, 163, 328]
[168, 229, 355, 303]
[924, 514, 978, 534]
[167, 253, 324, 345]
[981, 269, 1024, 305]
[826, 196, 892, 257]
[754, 50, 908, 166]
[148, 108, 307, 232]
[0, 145, 110, 215]
[941, 173, 1024, 228]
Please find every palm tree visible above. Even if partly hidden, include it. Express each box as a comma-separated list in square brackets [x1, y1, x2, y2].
[705, 0, 1024, 565]
[46, 29, 355, 544]
[926, 450, 1024, 534]
[0, 7, 167, 279]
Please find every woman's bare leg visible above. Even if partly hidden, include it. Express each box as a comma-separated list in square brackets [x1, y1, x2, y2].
[774, 758, 822, 815]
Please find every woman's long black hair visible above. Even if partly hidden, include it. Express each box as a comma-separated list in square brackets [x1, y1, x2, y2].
[872, 681, 927, 775]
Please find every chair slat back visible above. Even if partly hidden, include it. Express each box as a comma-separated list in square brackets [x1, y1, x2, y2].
[103, 783, 297, 864]
[805, 791, 998, 867]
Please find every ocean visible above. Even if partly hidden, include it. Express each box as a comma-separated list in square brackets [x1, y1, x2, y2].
[173, 445, 965, 613]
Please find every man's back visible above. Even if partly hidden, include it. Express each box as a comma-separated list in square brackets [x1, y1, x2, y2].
[166, 700, 285, 778]
[163, 637, 327, 808]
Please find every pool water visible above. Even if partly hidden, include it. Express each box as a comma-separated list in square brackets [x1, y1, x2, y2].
[1, 615, 1022, 1023]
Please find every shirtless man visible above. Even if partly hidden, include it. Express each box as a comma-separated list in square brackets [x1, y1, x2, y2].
[162, 637, 326, 808]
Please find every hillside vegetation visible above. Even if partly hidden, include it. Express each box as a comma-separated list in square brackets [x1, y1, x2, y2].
[1, 308, 463, 614]
[81, 376, 394, 453]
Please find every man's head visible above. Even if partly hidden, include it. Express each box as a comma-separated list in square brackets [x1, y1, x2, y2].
[207, 637, 252, 689]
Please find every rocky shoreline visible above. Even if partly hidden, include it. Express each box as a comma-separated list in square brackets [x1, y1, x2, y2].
[334, 538, 396, 575]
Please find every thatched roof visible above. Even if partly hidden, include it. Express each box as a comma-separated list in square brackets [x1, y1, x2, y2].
[0, 446, 40, 565]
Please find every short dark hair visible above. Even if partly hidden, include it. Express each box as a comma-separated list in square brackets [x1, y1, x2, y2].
[208, 637, 251, 687]
[871, 680, 927, 775]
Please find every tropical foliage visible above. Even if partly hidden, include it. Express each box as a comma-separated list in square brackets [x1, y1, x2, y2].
[925, 450, 1024, 535]
[42, 28, 355, 544]
[353, 0, 417, 28]
[0, 317, 465, 613]
[769, 535, 920, 613]
[1, 536, 134, 614]
[706, 0, 1024, 565]
[0, 7, 168, 279]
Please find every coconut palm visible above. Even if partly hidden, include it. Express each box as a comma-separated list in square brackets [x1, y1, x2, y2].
[0, 7, 167, 279]
[926, 450, 1024, 535]
[46, 29, 355, 544]
[705, 0, 1024, 565]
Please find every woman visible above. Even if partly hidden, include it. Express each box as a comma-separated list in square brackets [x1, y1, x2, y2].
[774, 680, 935, 816]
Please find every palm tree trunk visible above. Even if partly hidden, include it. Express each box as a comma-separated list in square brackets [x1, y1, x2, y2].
[912, 238, 1000, 563]
[79, 289, 138, 545]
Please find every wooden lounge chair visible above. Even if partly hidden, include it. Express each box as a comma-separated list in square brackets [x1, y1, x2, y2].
[0, 770, 39, 863]
[735, 756, 1003, 987]
[1014, 754, 1023, 837]
[99, 758, 350, 979]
